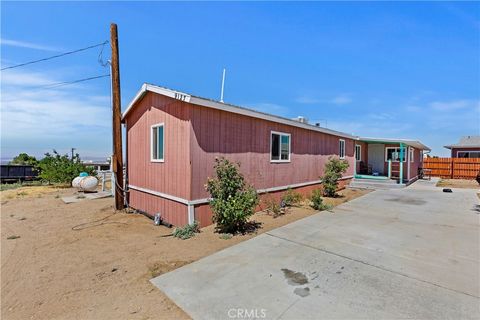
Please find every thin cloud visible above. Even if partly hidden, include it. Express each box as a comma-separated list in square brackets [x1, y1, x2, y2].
[330, 95, 352, 105]
[429, 99, 478, 111]
[1, 69, 110, 158]
[0, 38, 60, 52]
[296, 94, 352, 105]
[295, 96, 320, 104]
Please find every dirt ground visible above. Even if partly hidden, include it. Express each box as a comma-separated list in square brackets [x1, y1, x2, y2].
[436, 179, 480, 189]
[1, 186, 370, 320]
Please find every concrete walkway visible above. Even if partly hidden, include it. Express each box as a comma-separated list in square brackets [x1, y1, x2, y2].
[152, 180, 480, 319]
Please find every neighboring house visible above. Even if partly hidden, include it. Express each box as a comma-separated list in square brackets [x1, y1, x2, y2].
[122, 83, 430, 227]
[444, 136, 480, 158]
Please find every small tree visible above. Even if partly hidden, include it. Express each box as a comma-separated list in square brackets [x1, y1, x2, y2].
[321, 157, 349, 197]
[10, 153, 38, 166]
[36, 150, 95, 184]
[205, 158, 259, 233]
[310, 189, 332, 211]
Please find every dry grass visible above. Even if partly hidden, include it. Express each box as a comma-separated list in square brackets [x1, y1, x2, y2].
[436, 179, 480, 189]
[1, 186, 370, 320]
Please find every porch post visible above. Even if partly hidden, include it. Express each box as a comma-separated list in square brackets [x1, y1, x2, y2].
[399, 142, 404, 184]
[407, 146, 411, 181]
[353, 143, 357, 177]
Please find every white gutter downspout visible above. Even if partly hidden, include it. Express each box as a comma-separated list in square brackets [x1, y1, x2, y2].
[187, 205, 195, 225]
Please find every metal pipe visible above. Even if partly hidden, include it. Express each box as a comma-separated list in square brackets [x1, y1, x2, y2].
[220, 68, 226, 103]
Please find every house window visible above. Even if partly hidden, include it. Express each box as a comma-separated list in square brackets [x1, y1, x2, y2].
[409, 148, 414, 163]
[339, 139, 345, 159]
[385, 147, 406, 162]
[271, 131, 290, 162]
[457, 151, 480, 158]
[151, 123, 164, 162]
[355, 145, 361, 161]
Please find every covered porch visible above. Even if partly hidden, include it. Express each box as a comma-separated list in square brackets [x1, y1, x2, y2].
[353, 138, 430, 185]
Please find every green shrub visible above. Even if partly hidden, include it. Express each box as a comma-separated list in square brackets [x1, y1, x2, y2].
[173, 221, 199, 240]
[10, 153, 38, 166]
[282, 188, 303, 206]
[36, 150, 96, 184]
[321, 157, 349, 197]
[205, 157, 259, 233]
[310, 189, 332, 211]
[264, 197, 285, 218]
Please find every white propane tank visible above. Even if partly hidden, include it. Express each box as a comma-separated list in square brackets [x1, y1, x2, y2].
[79, 176, 98, 192]
[72, 176, 84, 188]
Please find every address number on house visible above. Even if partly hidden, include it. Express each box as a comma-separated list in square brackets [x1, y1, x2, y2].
[174, 92, 190, 102]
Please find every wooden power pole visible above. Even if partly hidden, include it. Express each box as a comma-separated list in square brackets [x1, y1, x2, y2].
[110, 23, 124, 210]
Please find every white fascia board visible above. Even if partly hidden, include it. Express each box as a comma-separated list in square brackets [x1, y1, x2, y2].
[122, 83, 191, 121]
[359, 137, 430, 151]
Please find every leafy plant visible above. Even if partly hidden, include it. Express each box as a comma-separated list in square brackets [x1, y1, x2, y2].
[282, 188, 303, 206]
[205, 157, 259, 233]
[310, 189, 332, 211]
[264, 197, 286, 218]
[219, 233, 233, 240]
[36, 150, 95, 184]
[173, 221, 200, 240]
[321, 157, 349, 197]
[9, 153, 38, 166]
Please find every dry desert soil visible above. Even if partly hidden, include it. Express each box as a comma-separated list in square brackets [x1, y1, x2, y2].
[1, 185, 369, 320]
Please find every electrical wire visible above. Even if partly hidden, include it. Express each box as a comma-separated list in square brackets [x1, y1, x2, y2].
[1, 40, 109, 71]
[1, 74, 111, 103]
[40, 74, 110, 89]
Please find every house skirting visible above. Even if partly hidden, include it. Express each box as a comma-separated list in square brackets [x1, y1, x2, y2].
[128, 176, 353, 227]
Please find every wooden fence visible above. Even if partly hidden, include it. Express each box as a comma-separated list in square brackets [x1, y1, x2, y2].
[423, 158, 480, 179]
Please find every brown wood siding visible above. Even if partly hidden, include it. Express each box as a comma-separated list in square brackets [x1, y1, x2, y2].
[125, 92, 191, 224]
[189, 105, 356, 200]
[423, 157, 480, 179]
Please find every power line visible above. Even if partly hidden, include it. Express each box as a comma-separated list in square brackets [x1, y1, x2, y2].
[1, 40, 109, 71]
[1, 74, 110, 103]
[40, 74, 110, 89]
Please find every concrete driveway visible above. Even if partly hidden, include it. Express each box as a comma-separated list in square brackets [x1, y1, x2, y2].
[152, 180, 480, 319]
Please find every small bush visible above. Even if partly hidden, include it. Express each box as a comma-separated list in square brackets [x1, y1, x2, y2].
[36, 150, 96, 184]
[282, 188, 303, 206]
[10, 153, 38, 166]
[321, 157, 349, 197]
[205, 158, 259, 233]
[173, 221, 200, 240]
[264, 197, 285, 218]
[310, 189, 332, 211]
[219, 233, 233, 240]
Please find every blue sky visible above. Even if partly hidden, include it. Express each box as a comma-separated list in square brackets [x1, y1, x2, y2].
[1, 1, 479, 159]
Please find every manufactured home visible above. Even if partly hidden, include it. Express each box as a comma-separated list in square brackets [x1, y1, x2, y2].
[444, 136, 480, 158]
[122, 84, 430, 227]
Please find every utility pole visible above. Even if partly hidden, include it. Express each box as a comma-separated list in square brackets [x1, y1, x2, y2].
[110, 23, 124, 210]
[71, 147, 76, 161]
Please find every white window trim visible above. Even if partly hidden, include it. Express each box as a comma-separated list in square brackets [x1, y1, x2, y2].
[270, 131, 291, 163]
[355, 144, 361, 161]
[409, 147, 414, 163]
[385, 147, 406, 163]
[150, 122, 165, 163]
[339, 139, 346, 159]
[457, 151, 480, 158]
